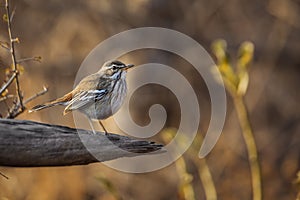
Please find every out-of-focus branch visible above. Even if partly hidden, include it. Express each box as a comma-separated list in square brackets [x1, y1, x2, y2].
[23, 86, 48, 104]
[0, 41, 10, 50]
[233, 95, 261, 200]
[17, 56, 42, 64]
[1, 0, 46, 119]
[0, 172, 9, 179]
[212, 40, 262, 200]
[162, 130, 196, 200]
[190, 134, 217, 200]
[0, 94, 14, 102]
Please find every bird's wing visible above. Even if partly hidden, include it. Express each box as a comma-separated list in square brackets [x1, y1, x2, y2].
[63, 89, 108, 114]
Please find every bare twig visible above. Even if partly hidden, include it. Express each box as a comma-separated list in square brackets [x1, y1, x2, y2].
[0, 41, 10, 51]
[9, 5, 16, 22]
[5, 86, 49, 119]
[5, 0, 24, 114]
[0, 72, 17, 95]
[0, 94, 14, 102]
[24, 86, 48, 104]
[161, 130, 196, 200]
[190, 135, 217, 200]
[0, 171, 9, 179]
[17, 56, 42, 64]
[6, 100, 20, 118]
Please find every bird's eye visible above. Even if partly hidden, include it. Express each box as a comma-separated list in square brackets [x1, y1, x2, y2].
[112, 65, 118, 70]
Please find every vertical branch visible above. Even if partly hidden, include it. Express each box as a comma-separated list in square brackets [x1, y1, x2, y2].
[0, 0, 47, 119]
[161, 130, 196, 200]
[190, 134, 217, 200]
[197, 154, 217, 200]
[212, 40, 262, 200]
[5, 0, 24, 112]
[233, 95, 262, 200]
[175, 156, 196, 200]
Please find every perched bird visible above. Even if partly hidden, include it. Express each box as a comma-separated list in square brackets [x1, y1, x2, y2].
[29, 60, 134, 134]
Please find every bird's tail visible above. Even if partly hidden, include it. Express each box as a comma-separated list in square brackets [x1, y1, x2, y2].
[28, 101, 62, 113]
[29, 92, 72, 113]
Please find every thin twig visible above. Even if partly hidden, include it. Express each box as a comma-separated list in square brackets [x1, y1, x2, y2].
[5, 0, 24, 113]
[0, 94, 14, 102]
[0, 72, 17, 95]
[6, 86, 49, 118]
[17, 56, 42, 64]
[188, 135, 217, 200]
[9, 5, 16, 22]
[161, 130, 196, 200]
[0, 41, 10, 51]
[24, 86, 48, 104]
[194, 139, 217, 200]
[0, 171, 9, 179]
[6, 100, 20, 119]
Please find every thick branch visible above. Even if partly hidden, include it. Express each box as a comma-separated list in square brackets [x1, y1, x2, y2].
[0, 119, 164, 167]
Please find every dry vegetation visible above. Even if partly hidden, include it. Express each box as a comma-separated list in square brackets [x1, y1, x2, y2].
[0, 0, 300, 199]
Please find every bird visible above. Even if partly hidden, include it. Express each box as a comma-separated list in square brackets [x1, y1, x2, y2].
[29, 60, 134, 135]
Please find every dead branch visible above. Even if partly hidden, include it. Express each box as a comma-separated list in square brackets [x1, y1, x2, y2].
[5, 0, 25, 112]
[0, 119, 164, 167]
[23, 86, 48, 104]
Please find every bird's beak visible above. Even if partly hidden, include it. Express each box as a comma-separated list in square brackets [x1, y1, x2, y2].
[123, 64, 134, 70]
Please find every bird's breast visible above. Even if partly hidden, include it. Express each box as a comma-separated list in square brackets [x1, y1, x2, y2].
[84, 77, 127, 120]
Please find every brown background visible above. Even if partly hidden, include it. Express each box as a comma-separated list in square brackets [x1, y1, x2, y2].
[0, 0, 300, 199]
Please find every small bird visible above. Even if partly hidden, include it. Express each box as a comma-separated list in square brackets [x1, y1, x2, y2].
[29, 60, 134, 135]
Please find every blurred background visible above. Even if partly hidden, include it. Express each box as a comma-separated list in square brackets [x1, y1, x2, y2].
[0, 0, 300, 199]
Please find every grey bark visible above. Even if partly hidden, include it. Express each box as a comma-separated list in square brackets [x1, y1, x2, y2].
[0, 119, 164, 167]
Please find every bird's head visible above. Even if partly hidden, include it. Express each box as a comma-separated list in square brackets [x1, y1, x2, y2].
[100, 60, 134, 79]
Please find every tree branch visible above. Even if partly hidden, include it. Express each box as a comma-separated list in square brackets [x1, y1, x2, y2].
[23, 86, 48, 104]
[0, 72, 17, 95]
[0, 119, 164, 167]
[5, 0, 24, 115]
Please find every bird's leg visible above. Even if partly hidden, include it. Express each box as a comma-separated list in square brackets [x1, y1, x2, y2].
[99, 121, 108, 135]
[87, 117, 97, 134]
